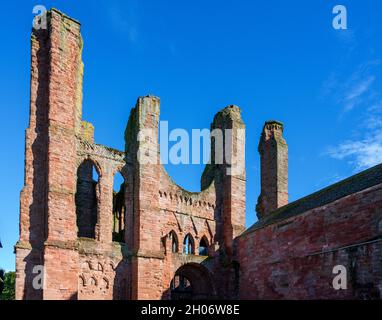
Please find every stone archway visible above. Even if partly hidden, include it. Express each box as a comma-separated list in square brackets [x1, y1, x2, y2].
[170, 263, 215, 300]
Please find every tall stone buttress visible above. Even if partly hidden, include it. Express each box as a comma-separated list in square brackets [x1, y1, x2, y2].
[256, 120, 288, 219]
[16, 9, 83, 299]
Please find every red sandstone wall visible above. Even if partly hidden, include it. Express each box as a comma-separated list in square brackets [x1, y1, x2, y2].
[77, 240, 129, 300]
[122, 96, 246, 300]
[158, 166, 218, 298]
[74, 143, 128, 300]
[237, 183, 382, 299]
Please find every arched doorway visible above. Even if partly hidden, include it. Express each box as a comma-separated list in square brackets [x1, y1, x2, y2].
[170, 263, 215, 300]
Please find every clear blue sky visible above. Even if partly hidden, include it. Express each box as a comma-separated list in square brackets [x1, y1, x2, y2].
[1, 0, 381, 272]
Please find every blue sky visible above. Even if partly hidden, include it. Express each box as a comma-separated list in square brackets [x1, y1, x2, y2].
[1, 0, 382, 272]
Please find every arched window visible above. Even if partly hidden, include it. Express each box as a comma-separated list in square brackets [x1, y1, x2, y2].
[169, 231, 179, 253]
[75, 160, 99, 238]
[183, 234, 195, 255]
[112, 172, 125, 242]
[198, 236, 209, 256]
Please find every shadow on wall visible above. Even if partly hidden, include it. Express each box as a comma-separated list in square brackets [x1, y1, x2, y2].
[112, 172, 129, 300]
[112, 252, 130, 300]
[22, 28, 50, 300]
[162, 262, 216, 300]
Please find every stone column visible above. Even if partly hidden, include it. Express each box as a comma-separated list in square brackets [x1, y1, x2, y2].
[125, 95, 164, 299]
[97, 168, 114, 244]
[42, 9, 83, 299]
[256, 120, 288, 219]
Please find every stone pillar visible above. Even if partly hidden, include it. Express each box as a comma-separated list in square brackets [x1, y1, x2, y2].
[200, 105, 246, 299]
[16, 8, 84, 300]
[98, 169, 114, 243]
[125, 95, 164, 299]
[213, 106, 246, 256]
[256, 120, 288, 219]
[41, 9, 83, 299]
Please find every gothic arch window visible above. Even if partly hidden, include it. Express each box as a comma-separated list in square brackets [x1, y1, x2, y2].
[169, 231, 179, 253]
[198, 236, 209, 256]
[183, 233, 195, 255]
[112, 171, 125, 242]
[75, 159, 99, 238]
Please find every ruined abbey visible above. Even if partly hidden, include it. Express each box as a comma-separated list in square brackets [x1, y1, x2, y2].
[15, 9, 382, 300]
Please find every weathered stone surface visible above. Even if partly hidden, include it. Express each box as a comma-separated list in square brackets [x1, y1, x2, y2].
[256, 121, 288, 219]
[237, 178, 382, 299]
[16, 8, 382, 300]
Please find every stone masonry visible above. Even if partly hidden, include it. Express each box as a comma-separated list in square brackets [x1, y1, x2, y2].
[15, 9, 382, 300]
